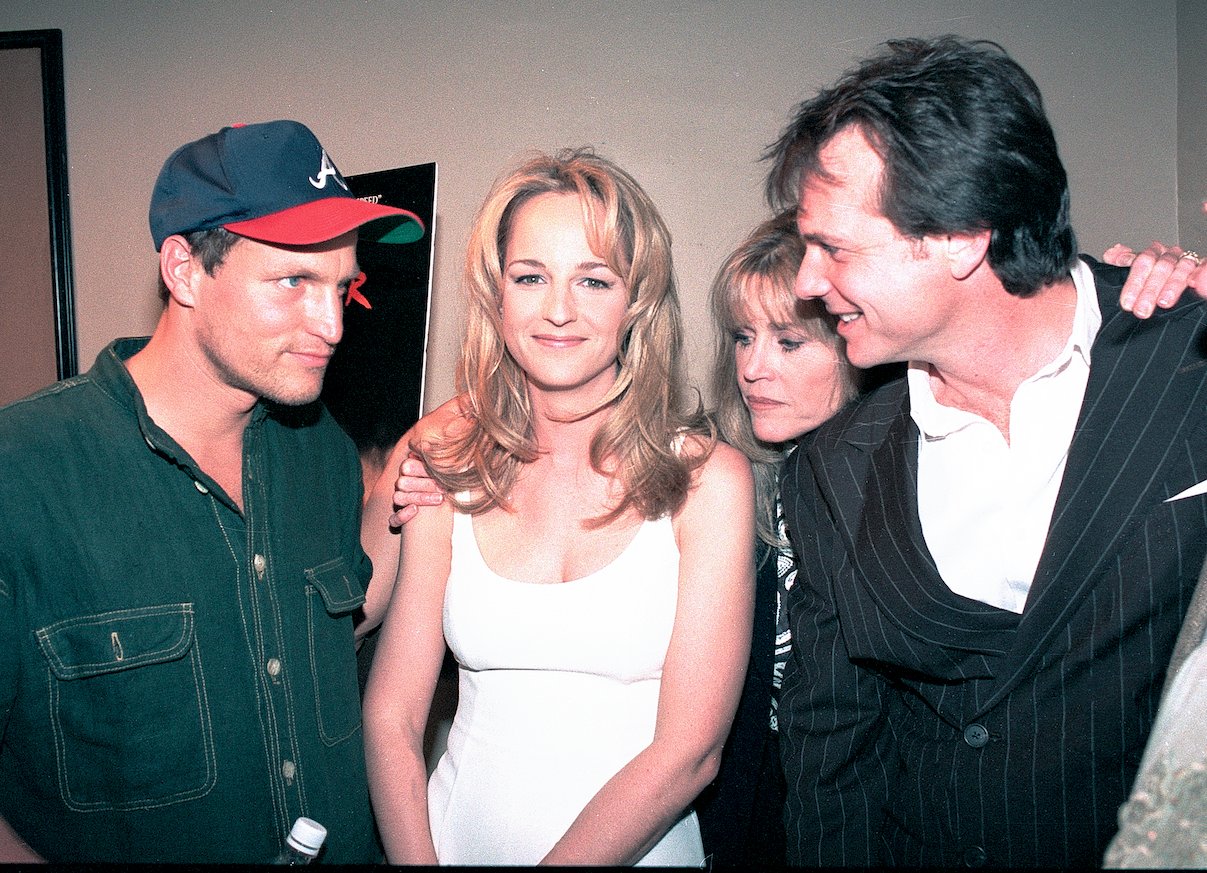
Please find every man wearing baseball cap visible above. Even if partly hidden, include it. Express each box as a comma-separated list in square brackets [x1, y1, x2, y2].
[0, 120, 423, 863]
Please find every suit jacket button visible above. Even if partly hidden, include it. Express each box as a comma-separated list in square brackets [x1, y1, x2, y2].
[963, 723, 989, 748]
[963, 845, 987, 867]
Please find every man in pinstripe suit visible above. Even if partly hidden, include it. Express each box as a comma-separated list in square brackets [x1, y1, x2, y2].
[766, 36, 1207, 867]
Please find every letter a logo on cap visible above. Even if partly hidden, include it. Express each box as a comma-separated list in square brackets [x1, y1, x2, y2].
[150, 120, 424, 248]
[309, 150, 349, 191]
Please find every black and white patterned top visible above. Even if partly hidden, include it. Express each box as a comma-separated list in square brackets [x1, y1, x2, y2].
[770, 497, 797, 732]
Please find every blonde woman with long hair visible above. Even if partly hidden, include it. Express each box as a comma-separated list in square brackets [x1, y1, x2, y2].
[362, 149, 753, 866]
[694, 210, 859, 865]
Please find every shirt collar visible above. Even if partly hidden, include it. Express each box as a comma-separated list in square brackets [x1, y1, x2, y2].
[907, 259, 1102, 439]
[1044, 257, 1100, 373]
[95, 336, 270, 461]
[93, 337, 195, 464]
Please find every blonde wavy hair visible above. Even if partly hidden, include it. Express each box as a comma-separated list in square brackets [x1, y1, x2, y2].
[709, 210, 859, 551]
[420, 148, 712, 525]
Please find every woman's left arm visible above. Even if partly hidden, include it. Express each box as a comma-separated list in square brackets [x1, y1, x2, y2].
[541, 441, 756, 866]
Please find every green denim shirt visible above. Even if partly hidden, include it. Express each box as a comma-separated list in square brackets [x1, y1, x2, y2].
[0, 339, 377, 863]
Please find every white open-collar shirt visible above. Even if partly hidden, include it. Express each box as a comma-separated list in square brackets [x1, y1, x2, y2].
[907, 259, 1101, 613]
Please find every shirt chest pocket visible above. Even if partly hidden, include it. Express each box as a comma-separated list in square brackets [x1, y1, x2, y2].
[35, 603, 216, 811]
[304, 557, 366, 746]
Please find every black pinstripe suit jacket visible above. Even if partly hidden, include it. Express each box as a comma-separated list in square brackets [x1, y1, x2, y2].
[779, 258, 1207, 867]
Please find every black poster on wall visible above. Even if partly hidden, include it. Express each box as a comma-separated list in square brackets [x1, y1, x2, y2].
[321, 162, 437, 480]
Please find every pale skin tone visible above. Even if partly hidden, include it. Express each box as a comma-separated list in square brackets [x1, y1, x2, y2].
[128, 231, 360, 510]
[361, 192, 754, 865]
[734, 290, 848, 443]
[795, 126, 1081, 440]
[0, 821, 39, 863]
[0, 230, 362, 862]
[388, 239, 1200, 521]
[363, 302, 843, 622]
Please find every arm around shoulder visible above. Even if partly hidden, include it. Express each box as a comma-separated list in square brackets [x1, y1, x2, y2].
[357, 396, 465, 637]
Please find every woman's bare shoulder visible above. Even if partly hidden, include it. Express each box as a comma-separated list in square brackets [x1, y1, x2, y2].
[673, 437, 755, 571]
[672, 433, 753, 515]
[676, 430, 749, 475]
[696, 438, 752, 484]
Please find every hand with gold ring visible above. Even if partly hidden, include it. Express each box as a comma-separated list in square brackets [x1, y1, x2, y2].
[1107, 239, 1206, 319]
[1185, 249, 1207, 301]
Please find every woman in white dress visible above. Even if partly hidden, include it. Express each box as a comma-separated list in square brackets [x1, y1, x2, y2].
[362, 149, 754, 866]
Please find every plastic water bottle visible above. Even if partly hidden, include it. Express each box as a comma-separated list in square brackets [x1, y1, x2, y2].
[272, 817, 327, 865]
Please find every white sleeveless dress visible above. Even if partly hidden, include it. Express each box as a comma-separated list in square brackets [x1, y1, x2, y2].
[427, 510, 705, 866]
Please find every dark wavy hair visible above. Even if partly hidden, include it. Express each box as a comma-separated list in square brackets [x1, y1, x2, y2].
[764, 35, 1077, 297]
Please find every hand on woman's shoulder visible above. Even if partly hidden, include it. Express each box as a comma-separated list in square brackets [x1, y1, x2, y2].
[408, 394, 470, 448]
[365, 395, 468, 531]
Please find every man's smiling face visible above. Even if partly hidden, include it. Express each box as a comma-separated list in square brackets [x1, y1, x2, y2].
[793, 125, 957, 369]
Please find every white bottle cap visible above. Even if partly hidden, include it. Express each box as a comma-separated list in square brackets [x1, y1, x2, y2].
[285, 817, 327, 856]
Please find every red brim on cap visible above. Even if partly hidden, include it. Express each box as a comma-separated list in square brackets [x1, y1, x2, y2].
[224, 197, 424, 246]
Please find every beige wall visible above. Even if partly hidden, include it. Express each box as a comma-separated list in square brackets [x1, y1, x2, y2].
[1178, 0, 1207, 246]
[0, 0, 1191, 410]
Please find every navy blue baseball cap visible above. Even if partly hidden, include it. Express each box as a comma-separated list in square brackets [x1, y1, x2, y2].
[149, 120, 424, 250]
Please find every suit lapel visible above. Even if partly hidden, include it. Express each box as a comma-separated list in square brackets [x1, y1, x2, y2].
[811, 379, 1018, 679]
[856, 409, 1018, 655]
[807, 265, 1207, 703]
[806, 382, 903, 556]
[985, 266, 1207, 709]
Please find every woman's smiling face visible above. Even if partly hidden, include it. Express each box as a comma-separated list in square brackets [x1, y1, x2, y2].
[500, 191, 630, 405]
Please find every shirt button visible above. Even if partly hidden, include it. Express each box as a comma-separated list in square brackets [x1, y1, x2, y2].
[963, 845, 987, 867]
[266, 658, 282, 677]
[253, 553, 266, 580]
[963, 724, 990, 748]
[193, 480, 209, 494]
[281, 759, 296, 784]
